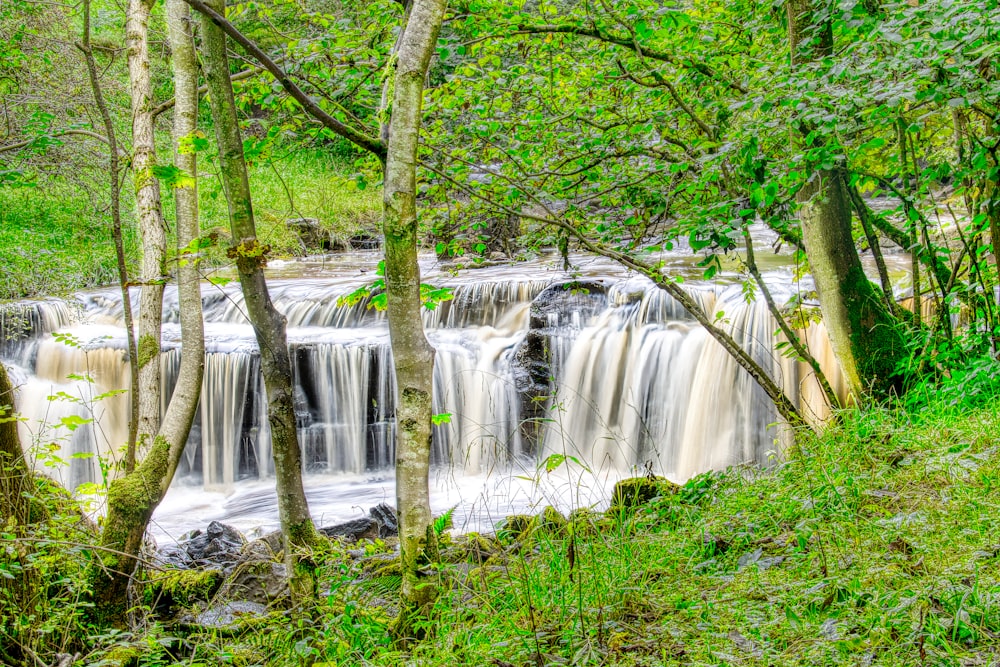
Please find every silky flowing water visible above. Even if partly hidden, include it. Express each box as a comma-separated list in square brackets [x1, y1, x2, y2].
[1, 232, 880, 541]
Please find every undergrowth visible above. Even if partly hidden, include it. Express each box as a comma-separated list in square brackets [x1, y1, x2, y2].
[3, 370, 998, 666]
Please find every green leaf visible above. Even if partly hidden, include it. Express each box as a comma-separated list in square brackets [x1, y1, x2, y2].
[59, 414, 93, 432]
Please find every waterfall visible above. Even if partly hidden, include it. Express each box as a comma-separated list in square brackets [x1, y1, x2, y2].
[2, 261, 842, 498]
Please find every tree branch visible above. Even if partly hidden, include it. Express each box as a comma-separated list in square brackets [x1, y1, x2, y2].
[151, 66, 261, 119]
[470, 22, 749, 94]
[0, 128, 112, 155]
[182, 0, 386, 158]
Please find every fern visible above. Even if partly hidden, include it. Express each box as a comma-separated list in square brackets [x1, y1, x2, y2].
[433, 505, 457, 536]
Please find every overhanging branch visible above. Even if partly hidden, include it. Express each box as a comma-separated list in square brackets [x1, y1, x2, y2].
[182, 0, 386, 159]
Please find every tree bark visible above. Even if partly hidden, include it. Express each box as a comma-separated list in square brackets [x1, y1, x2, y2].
[786, 0, 905, 398]
[126, 0, 167, 466]
[382, 0, 447, 612]
[199, 0, 320, 582]
[91, 0, 206, 619]
[0, 363, 32, 528]
[78, 0, 140, 468]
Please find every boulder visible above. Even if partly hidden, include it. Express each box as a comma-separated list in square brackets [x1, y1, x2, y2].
[608, 476, 679, 516]
[154, 521, 245, 573]
[320, 503, 398, 542]
[216, 559, 289, 606]
[528, 280, 608, 330]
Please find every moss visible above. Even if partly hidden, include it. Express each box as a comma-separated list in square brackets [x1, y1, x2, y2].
[98, 645, 143, 667]
[496, 514, 536, 543]
[539, 506, 568, 536]
[132, 166, 156, 193]
[609, 476, 679, 516]
[842, 263, 907, 397]
[145, 568, 222, 609]
[136, 333, 159, 369]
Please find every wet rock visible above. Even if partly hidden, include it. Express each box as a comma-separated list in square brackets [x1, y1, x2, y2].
[320, 503, 398, 542]
[528, 280, 608, 330]
[320, 517, 379, 542]
[194, 600, 269, 629]
[247, 530, 284, 558]
[217, 559, 289, 606]
[155, 521, 245, 572]
[370, 502, 398, 536]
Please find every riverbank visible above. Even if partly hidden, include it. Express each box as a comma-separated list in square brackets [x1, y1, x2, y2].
[13, 383, 996, 667]
[0, 148, 379, 302]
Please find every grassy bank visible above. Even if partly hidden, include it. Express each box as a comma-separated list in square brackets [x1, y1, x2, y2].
[37, 381, 989, 667]
[0, 147, 380, 301]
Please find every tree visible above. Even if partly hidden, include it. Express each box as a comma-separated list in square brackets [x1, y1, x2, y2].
[198, 0, 321, 595]
[0, 362, 32, 530]
[382, 0, 449, 612]
[124, 0, 168, 463]
[87, 0, 205, 615]
[186, 0, 449, 609]
[784, 0, 906, 398]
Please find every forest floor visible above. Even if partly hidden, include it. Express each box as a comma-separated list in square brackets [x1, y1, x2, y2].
[0, 148, 379, 301]
[63, 382, 998, 667]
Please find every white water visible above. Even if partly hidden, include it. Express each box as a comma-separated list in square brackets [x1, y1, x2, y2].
[1, 245, 850, 539]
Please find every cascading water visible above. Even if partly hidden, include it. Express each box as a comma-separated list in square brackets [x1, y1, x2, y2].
[0, 251, 842, 536]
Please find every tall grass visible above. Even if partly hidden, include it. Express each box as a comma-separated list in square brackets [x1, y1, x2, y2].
[0, 180, 135, 300]
[0, 146, 381, 301]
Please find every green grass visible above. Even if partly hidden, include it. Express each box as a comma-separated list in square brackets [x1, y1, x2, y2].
[80, 385, 996, 667]
[178, 146, 382, 258]
[0, 146, 381, 302]
[0, 181, 136, 300]
[399, 398, 1000, 666]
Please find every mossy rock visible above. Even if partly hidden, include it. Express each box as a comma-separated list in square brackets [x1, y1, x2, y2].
[96, 645, 143, 667]
[567, 508, 606, 536]
[145, 568, 223, 611]
[538, 506, 568, 536]
[496, 514, 536, 542]
[608, 476, 679, 516]
[358, 552, 402, 579]
[445, 532, 502, 563]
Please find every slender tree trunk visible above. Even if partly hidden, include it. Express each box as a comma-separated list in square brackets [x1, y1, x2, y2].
[786, 0, 905, 398]
[381, 0, 447, 614]
[78, 0, 140, 465]
[0, 363, 32, 528]
[199, 0, 319, 583]
[91, 1, 205, 619]
[126, 0, 167, 465]
[743, 230, 841, 412]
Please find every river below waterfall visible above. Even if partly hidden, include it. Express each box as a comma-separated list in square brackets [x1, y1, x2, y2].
[0, 229, 907, 541]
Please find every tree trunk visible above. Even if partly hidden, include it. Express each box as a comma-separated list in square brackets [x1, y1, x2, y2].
[786, 0, 905, 398]
[126, 0, 167, 465]
[0, 363, 32, 528]
[92, 0, 205, 619]
[382, 0, 447, 612]
[78, 0, 140, 460]
[199, 0, 319, 583]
